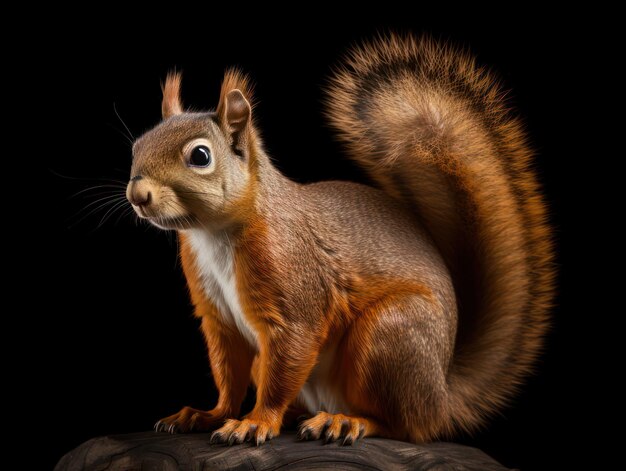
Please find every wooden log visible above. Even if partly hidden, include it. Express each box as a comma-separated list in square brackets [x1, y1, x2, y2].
[55, 431, 512, 470]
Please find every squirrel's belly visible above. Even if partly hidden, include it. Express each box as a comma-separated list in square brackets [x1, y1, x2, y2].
[186, 230, 259, 349]
[298, 341, 348, 414]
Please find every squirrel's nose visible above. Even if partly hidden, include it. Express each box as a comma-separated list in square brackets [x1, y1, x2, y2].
[127, 176, 152, 207]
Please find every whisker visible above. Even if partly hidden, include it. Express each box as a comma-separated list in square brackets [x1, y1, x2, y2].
[76, 194, 127, 215]
[70, 184, 127, 199]
[70, 196, 127, 228]
[106, 122, 134, 146]
[113, 205, 136, 226]
[98, 199, 131, 228]
[49, 168, 128, 185]
[79, 191, 127, 201]
[175, 190, 205, 194]
[173, 228, 180, 268]
[224, 230, 234, 253]
[113, 102, 135, 142]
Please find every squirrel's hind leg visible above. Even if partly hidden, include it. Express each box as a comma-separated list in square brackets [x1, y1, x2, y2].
[337, 292, 454, 443]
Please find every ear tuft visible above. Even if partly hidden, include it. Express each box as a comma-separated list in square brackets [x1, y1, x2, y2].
[161, 71, 183, 119]
[216, 69, 254, 127]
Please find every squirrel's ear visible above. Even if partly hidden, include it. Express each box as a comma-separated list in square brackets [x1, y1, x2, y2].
[161, 71, 183, 119]
[222, 89, 251, 132]
[216, 70, 253, 157]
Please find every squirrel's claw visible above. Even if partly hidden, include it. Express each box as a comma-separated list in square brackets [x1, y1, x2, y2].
[155, 406, 227, 434]
[210, 418, 276, 446]
[297, 412, 372, 446]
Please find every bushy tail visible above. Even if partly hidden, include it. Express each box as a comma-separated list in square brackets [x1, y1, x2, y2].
[326, 35, 554, 435]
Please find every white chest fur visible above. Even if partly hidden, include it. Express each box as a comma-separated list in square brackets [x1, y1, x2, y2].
[186, 229, 258, 348]
[298, 341, 349, 415]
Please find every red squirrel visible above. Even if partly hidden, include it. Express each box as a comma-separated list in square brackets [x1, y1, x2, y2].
[126, 35, 554, 446]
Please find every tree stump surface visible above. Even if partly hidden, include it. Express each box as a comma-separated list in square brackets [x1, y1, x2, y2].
[55, 431, 512, 470]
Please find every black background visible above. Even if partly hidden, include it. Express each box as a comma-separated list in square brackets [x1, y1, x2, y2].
[28, 11, 602, 470]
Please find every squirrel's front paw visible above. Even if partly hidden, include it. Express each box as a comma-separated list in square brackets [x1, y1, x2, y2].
[154, 407, 226, 434]
[210, 417, 279, 446]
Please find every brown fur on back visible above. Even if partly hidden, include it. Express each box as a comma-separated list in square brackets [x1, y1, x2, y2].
[326, 34, 555, 434]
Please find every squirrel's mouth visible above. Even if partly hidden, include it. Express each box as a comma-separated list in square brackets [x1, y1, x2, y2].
[130, 201, 195, 231]
[146, 215, 195, 231]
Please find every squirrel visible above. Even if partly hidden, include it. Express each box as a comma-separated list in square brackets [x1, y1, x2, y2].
[126, 34, 554, 446]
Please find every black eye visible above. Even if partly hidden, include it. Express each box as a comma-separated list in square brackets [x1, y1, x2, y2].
[189, 145, 212, 167]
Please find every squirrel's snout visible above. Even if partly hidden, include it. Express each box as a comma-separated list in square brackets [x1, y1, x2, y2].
[127, 176, 152, 207]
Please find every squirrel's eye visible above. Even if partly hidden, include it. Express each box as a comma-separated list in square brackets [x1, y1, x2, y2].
[189, 146, 212, 167]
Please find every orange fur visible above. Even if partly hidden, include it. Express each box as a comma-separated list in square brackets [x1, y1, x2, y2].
[180, 233, 255, 419]
[233, 217, 319, 435]
[178, 232, 209, 315]
[134, 33, 554, 446]
[333, 281, 439, 441]
[161, 72, 183, 119]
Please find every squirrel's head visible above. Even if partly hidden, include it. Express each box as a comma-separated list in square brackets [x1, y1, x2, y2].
[127, 70, 259, 231]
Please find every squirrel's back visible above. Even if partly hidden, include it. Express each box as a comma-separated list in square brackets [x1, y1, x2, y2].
[326, 34, 555, 435]
[300, 179, 452, 286]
